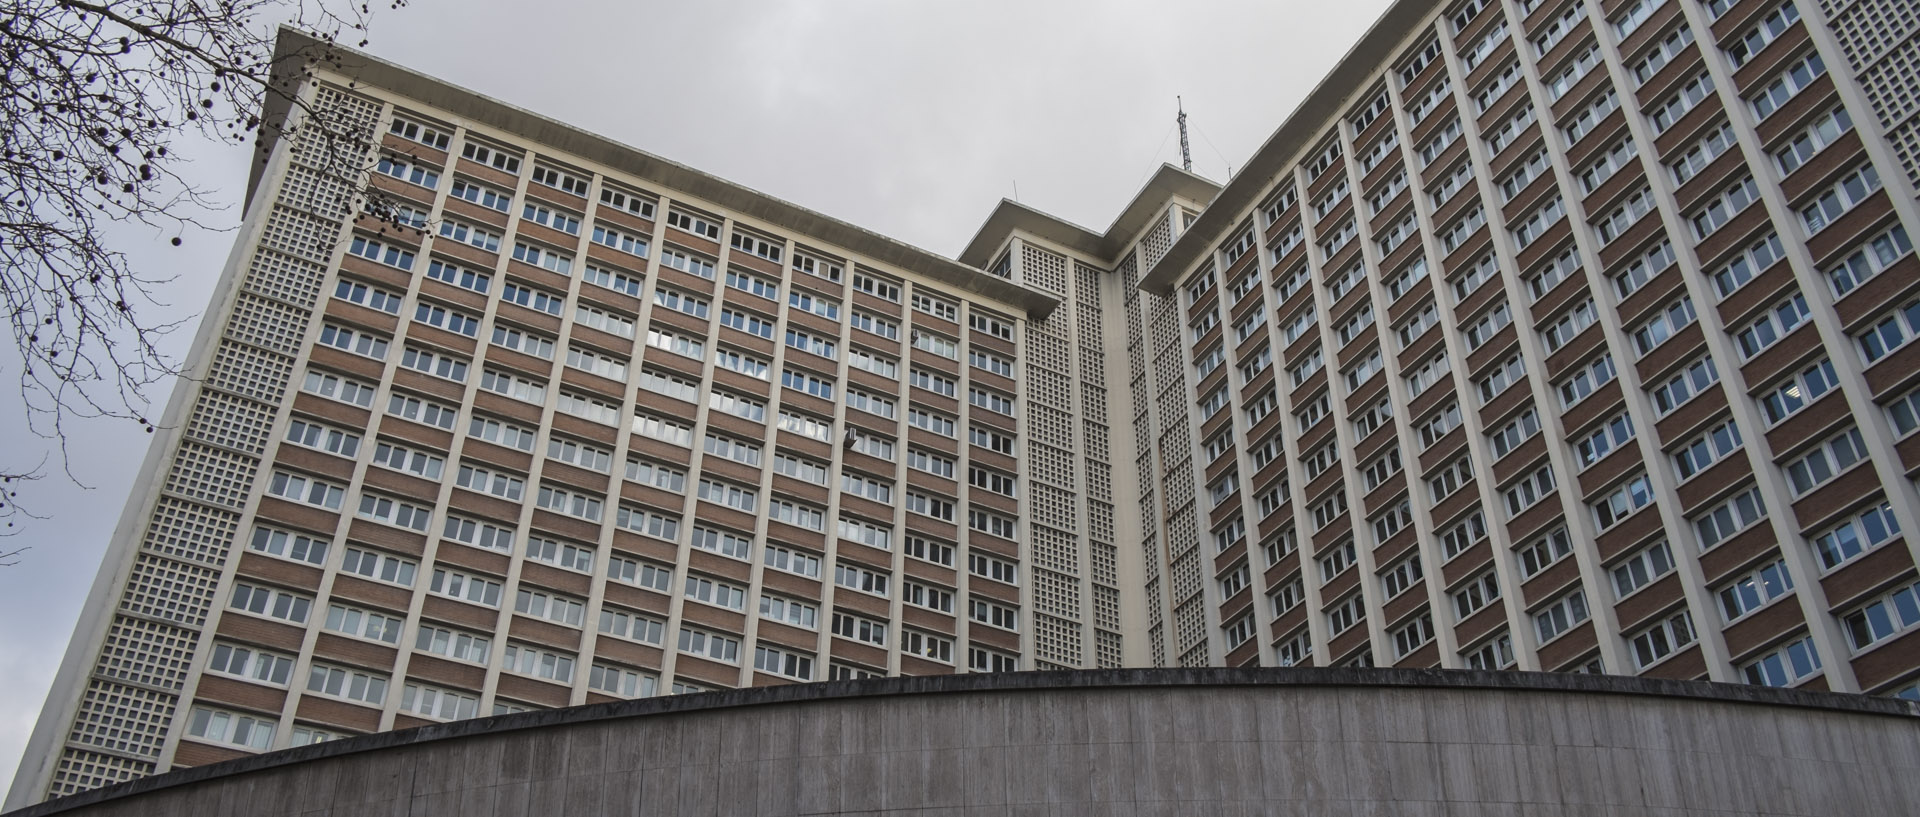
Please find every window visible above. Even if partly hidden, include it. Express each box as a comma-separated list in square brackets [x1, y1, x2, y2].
[1487, 407, 1542, 460]
[1750, 52, 1826, 120]
[1594, 187, 1656, 246]
[1719, 558, 1794, 622]
[832, 612, 889, 646]
[1407, 78, 1453, 127]
[1742, 636, 1821, 687]
[1650, 72, 1714, 134]
[1416, 401, 1462, 449]
[970, 425, 1015, 455]
[1464, 632, 1516, 669]
[901, 629, 954, 663]
[849, 310, 899, 340]
[1803, 164, 1884, 236]
[575, 304, 635, 339]
[424, 259, 490, 295]
[1613, 239, 1676, 301]
[779, 410, 832, 442]
[266, 470, 344, 510]
[1829, 226, 1913, 299]
[1476, 354, 1525, 405]
[1511, 196, 1565, 251]
[1759, 358, 1839, 425]
[1611, 540, 1675, 599]
[284, 418, 361, 458]
[1318, 539, 1358, 582]
[1811, 501, 1900, 570]
[206, 642, 296, 686]
[1630, 610, 1696, 669]
[970, 509, 1018, 539]
[1544, 43, 1601, 103]
[702, 433, 762, 468]
[833, 517, 890, 548]
[503, 643, 576, 682]
[684, 575, 747, 611]
[501, 282, 563, 315]
[769, 499, 827, 532]
[587, 664, 657, 698]
[340, 546, 417, 587]
[721, 589, 798, 630]
[1541, 299, 1599, 355]
[525, 537, 595, 573]
[1429, 457, 1475, 503]
[908, 407, 956, 437]
[1631, 23, 1695, 86]
[1672, 418, 1741, 481]
[1326, 593, 1365, 636]
[441, 515, 515, 553]
[1689, 176, 1761, 240]
[333, 278, 403, 315]
[428, 568, 504, 608]
[1534, 590, 1589, 644]
[852, 271, 902, 302]
[754, 646, 816, 680]
[1649, 355, 1719, 416]
[1503, 465, 1557, 517]
[730, 229, 784, 264]
[1381, 555, 1423, 600]
[455, 463, 524, 502]
[970, 311, 1015, 341]
[1484, 106, 1537, 156]
[1392, 614, 1436, 658]
[1462, 300, 1513, 352]
[1786, 425, 1868, 497]
[1502, 149, 1551, 202]
[185, 706, 274, 751]
[510, 585, 589, 628]
[248, 526, 328, 566]
[1777, 107, 1853, 177]
[1269, 577, 1305, 616]
[911, 330, 958, 360]
[835, 562, 891, 596]
[906, 492, 955, 522]
[666, 209, 722, 239]
[521, 202, 582, 236]
[608, 556, 674, 592]
[1841, 580, 1920, 652]
[1405, 351, 1451, 397]
[1440, 509, 1488, 561]
[970, 599, 1020, 632]
[902, 536, 956, 567]
[912, 292, 959, 321]
[316, 323, 388, 360]
[1671, 121, 1736, 185]
[1453, 571, 1500, 621]
[229, 581, 314, 626]
[1692, 485, 1766, 550]
[1564, 86, 1621, 144]
[1574, 412, 1635, 470]
[708, 389, 766, 423]
[622, 456, 691, 494]
[1712, 232, 1787, 301]
[1518, 527, 1574, 578]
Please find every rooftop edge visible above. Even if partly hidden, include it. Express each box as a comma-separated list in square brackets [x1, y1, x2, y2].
[1138, 0, 1436, 295]
[254, 28, 1061, 319]
[956, 164, 1222, 269]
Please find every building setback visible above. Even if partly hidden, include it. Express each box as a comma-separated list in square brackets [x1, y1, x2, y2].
[11, 0, 1920, 806]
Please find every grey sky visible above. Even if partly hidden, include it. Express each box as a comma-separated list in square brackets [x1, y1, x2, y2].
[0, 0, 1393, 796]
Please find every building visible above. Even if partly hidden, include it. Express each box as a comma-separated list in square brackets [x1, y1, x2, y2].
[13, 669, 1920, 817]
[11, 0, 1920, 806]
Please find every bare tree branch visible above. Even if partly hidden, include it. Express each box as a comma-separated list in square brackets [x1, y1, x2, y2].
[0, 0, 409, 543]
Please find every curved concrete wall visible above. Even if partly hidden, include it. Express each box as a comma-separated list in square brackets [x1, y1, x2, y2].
[12, 669, 1920, 816]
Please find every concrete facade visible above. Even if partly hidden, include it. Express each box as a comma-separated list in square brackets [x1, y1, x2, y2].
[8, 668, 1920, 816]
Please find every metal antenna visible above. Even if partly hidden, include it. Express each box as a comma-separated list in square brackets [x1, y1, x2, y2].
[1177, 96, 1192, 173]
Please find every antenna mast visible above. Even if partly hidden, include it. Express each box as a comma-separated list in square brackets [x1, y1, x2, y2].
[1177, 96, 1193, 173]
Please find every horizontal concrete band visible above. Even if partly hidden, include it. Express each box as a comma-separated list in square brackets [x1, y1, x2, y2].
[16, 667, 1920, 816]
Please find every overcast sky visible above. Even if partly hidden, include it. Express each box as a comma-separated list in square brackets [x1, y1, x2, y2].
[0, 0, 1394, 796]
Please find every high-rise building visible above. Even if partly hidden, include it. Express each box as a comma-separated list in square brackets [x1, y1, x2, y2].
[12, 0, 1920, 806]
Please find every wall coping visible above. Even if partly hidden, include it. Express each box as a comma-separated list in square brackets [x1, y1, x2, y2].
[14, 667, 1918, 816]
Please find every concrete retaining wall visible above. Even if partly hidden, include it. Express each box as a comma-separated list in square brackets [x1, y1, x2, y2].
[12, 668, 1920, 816]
